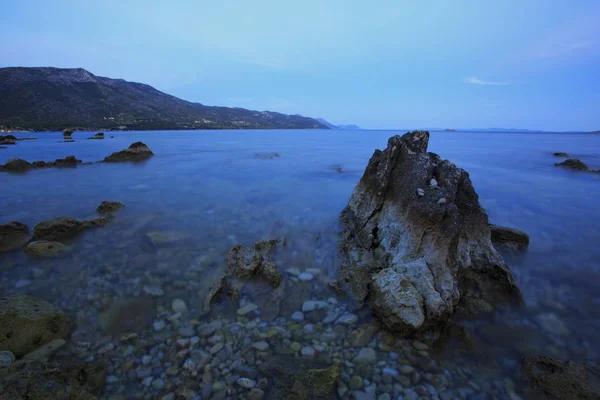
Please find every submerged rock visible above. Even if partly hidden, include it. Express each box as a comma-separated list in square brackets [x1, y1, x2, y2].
[254, 152, 280, 160]
[97, 297, 155, 334]
[553, 152, 570, 157]
[103, 141, 154, 162]
[555, 158, 589, 171]
[24, 241, 72, 257]
[96, 200, 124, 214]
[0, 134, 17, 144]
[523, 356, 600, 400]
[32, 216, 110, 241]
[0, 221, 30, 252]
[489, 224, 529, 251]
[339, 131, 522, 336]
[0, 359, 105, 399]
[88, 132, 104, 140]
[0, 295, 72, 357]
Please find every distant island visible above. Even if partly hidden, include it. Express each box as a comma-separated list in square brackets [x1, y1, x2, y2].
[0, 67, 328, 131]
[316, 118, 361, 130]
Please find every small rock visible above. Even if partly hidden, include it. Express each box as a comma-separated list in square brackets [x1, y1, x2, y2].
[171, 298, 188, 313]
[236, 377, 257, 389]
[237, 303, 258, 316]
[438, 198, 447, 205]
[354, 348, 377, 363]
[252, 341, 269, 351]
[0, 351, 15, 368]
[412, 341, 428, 351]
[301, 346, 316, 358]
[302, 300, 328, 312]
[417, 188, 425, 197]
[399, 365, 415, 374]
[248, 388, 265, 400]
[210, 343, 224, 354]
[291, 311, 304, 321]
[429, 178, 438, 188]
[350, 375, 364, 390]
[337, 313, 358, 325]
[179, 327, 195, 337]
[286, 268, 301, 276]
[152, 378, 166, 390]
[143, 285, 164, 297]
[153, 320, 166, 331]
[298, 272, 314, 281]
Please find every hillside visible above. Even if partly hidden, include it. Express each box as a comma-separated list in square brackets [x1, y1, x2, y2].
[316, 118, 361, 130]
[0, 67, 327, 131]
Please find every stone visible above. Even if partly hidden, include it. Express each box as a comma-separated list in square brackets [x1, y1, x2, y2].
[336, 313, 358, 325]
[0, 135, 17, 144]
[438, 197, 447, 205]
[171, 298, 188, 313]
[63, 128, 74, 137]
[302, 300, 328, 312]
[237, 303, 258, 316]
[252, 341, 270, 351]
[237, 377, 257, 389]
[534, 313, 570, 336]
[210, 343, 224, 354]
[226, 240, 283, 288]
[98, 297, 155, 334]
[301, 346, 316, 358]
[298, 272, 314, 281]
[350, 375, 364, 390]
[555, 158, 589, 171]
[306, 365, 341, 397]
[24, 241, 72, 257]
[0, 350, 15, 368]
[88, 132, 104, 140]
[354, 348, 377, 364]
[348, 321, 380, 347]
[97, 201, 124, 214]
[0, 295, 72, 357]
[32, 216, 109, 241]
[286, 268, 301, 276]
[103, 142, 154, 162]
[490, 224, 530, 250]
[291, 311, 304, 321]
[23, 339, 67, 360]
[0, 221, 30, 252]
[523, 356, 600, 400]
[0, 158, 31, 171]
[339, 131, 522, 336]
[417, 188, 425, 197]
[248, 388, 265, 400]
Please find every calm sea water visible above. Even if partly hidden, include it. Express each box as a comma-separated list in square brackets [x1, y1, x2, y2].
[1, 129, 599, 399]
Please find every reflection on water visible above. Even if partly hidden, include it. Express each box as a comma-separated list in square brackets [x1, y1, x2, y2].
[1, 129, 599, 399]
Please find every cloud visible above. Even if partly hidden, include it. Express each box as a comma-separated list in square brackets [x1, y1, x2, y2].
[465, 77, 512, 85]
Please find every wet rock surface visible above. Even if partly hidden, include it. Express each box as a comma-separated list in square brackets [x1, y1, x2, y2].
[88, 132, 104, 139]
[0, 221, 30, 252]
[32, 216, 110, 242]
[555, 158, 589, 171]
[103, 141, 154, 162]
[0, 155, 82, 172]
[339, 131, 523, 336]
[523, 356, 600, 400]
[0, 134, 17, 144]
[24, 241, 72, 258]
[96, 201, 124, 214]
[0, 295, 72, 357]
[490, 224, 530, 251]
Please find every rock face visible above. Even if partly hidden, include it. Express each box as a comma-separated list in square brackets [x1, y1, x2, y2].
[32, 216, 109, 241]
[523, 356, 600, 400]
[0, 134, 17, 144]
[555, 158, 589, 171]
[339, 131, 522, 336]
[489, 224, 529, 251]
[0, 155, 82, 172]
[96, 201, 124, 214]
[0, 221, 30, 252]
[103, 142, 154, 162]
[0, 295, 72, 357]
[88, 132, 104, 139]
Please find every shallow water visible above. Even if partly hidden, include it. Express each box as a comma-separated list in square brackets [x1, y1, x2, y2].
[1, 129, 600, 399]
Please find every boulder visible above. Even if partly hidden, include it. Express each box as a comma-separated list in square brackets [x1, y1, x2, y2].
[88, 132, 104, 140]
[0, 221, 30, 252]
[523, 356, 600, 400]
[62, 128, 74, 138]
[32, 216, 110, 241]
[103, 141, 154, 162]
[0, 135, 17, 144]
[25, 241, 72, 258]
[0, 158, 32, 172]
[52, 155, 81, 167]
[96, 201, 124, 214]
[339, 131, 522, 336]
[0, 359, 105, 399]
[0, 295, 72, 357]
[555, 158, 589, 171]
[489, 224, 529, 251]
[553, 152, 570, 157]
[0, 156, 82, 172]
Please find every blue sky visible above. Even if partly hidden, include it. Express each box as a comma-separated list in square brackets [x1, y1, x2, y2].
[1, 0, 599, 131]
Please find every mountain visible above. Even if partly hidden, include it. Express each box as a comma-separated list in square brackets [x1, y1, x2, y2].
[0, 67, 328, 131]
[316, 118, 361, 130]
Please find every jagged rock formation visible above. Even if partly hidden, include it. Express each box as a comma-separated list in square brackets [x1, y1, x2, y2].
[523, 356, 600, 400]
[0, 221, 30, 252]
[339, 131, 522, 336]
[490, 224, 530, 251]
[103, 142, 154, 162]
[0, 155, 82, 172]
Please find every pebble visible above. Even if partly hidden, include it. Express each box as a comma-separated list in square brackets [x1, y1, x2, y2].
[236, 377, 257, 389]
[399, 365, 415, 374]
[0, 351, 15, 369]
[142, 355, 152, 365]
[252, 341, 270, 351]
[210, 343, 224, 354]
[171, 298, 188, 313]
[429, 178, 438, 188]
[438, 197, 447, 205]
[152, 378, 165, 390]
[350, 375, 364, 390]
[383, 368, 399, 377]
[354, 348, 377, 363]
[298, 272, 314, 281]
[302, 300, 328, 312]
[412, 341, 429, 351]
[337, 313, 359, 325]
[301, 346, 316, 358]
[153, 320, 166, 331]
[237, 303, 258, 316]
[248, 388, 265, 400]
[15, 279, 31, 288]
[291, 311, 304, 321]
[178, 327, 195, 337]
[417, 188, 425, 197]
[286, 268, 301, 276]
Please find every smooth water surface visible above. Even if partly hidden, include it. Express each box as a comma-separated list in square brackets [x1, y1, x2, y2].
[1, 129, 599, 399]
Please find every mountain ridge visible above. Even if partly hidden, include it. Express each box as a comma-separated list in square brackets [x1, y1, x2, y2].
[316, 117, 361, 130]
[0, 67, 328, 131]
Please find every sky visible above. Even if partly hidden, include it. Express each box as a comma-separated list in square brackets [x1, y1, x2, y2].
[1, 0, 599, 131]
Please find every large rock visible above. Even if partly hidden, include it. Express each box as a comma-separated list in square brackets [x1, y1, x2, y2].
[489, 224, 529, 251]
[0, 135, 17, 144]
[103, 141, 154, 162]
[339, 131, 522, 336]
[32, 216, 109, 241]
[0, 221, 30, 252]
[0, 156, 82, 172]
[523, 356, 600, 400]
[0, 295, 72, 357]
[88, 132, 104, 140]
[0, 158, 32, 171]
[62, 128, 74, 138]
[555, 158, 589, 171]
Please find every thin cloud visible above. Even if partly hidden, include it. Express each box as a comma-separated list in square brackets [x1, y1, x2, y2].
[465, 77, 512, 85]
